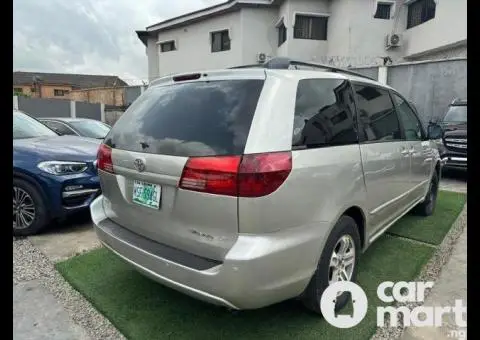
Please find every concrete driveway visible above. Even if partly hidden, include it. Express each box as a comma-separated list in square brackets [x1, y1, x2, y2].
[28, 212, 100, 263]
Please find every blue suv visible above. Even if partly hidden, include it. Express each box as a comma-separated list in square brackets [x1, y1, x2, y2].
[13, 110, 101, 236]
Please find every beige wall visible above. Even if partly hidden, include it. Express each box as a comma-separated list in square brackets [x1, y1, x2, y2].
[13, 84, 72, 99]
[68, 87, 125, 106]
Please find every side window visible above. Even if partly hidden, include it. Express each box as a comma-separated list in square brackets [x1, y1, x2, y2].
[353, 84, 402, 142]
[43, 121, 76, 135]
[292, 79, 358, 148]
[392, 93, 424, 141]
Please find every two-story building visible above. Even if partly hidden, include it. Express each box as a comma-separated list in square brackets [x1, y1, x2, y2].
[136, 0, 466, 80]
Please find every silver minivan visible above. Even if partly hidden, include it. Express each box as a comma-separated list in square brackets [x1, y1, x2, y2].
[91, 58, 442, 314]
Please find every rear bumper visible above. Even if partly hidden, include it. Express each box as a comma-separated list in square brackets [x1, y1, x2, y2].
[90, 195, 326, 310]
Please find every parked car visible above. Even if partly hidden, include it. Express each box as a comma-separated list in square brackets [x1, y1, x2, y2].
[13, 110, 101, 236]
[435, 99, 467, 171]
[39, 117, 111, 139]
[90, 58, 442, 314]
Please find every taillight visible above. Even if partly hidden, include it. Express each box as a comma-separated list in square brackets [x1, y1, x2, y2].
[179, 151, 292, 197]
[97, 143, 114, 173]
[238, 152, 292, 197]
[179, 156, 241, 196]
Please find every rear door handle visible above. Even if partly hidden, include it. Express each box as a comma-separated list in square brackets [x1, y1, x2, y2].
[400, 147, 409, 156]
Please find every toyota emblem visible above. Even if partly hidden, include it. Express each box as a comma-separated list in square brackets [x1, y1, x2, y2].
[133, 158, 146, 172]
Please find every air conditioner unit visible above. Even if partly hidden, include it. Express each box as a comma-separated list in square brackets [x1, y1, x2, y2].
[256, 52, 267, 63]
[385, 33, 402, 49]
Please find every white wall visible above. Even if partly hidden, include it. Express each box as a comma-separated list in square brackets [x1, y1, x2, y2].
[155, 12, 242, 77]
[282, 0, 329, 61]
[146, 37, 160, 81]
[401, 0, 467, 58]
[240, 7, 279, 64]
[144, 0, 467, 78]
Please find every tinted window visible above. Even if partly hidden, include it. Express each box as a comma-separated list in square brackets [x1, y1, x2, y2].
[443, 106, 467, 123]
[292, 79, 358, 148]
[42, 121, 77, 136]
[392, 93, 423, 140]
[70, 120, 111, 139]
[13, 111, 58, 139]
[105, 80, 264, 157]
[353, 84, 401, 142]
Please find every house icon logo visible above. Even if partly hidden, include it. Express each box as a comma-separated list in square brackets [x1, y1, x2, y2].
[320, 281, 368, 328]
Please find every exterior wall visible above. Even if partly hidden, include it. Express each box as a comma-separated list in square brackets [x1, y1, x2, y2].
[13, 84, 73, 99]
[15, 96, 103, 120]
[75, 102, 102, 120]
[17, 97, 71, 118]
[68, 88, 125, 106]
[240, 7, 278, 64]
[387, 59, 467, 123]
[281, 0, 329, 61]
[401, 0, 467, 58]
[143, 0, 466, 77]
[125, 86, 145, 106]
[327, 0, 405, 67]
[146, 37, 160, 82]
[155, 11, 242, 77]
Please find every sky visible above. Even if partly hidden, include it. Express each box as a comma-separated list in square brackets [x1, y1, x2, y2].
[13, 0, 224, 85]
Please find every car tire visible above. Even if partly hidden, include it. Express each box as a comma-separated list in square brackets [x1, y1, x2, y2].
[301, 215, 361, 315]
[13, 178, 50, 236]
[412, 171, 439, 217]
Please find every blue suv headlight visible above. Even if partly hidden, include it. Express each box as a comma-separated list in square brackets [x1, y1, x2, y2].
[37, 161, 88, 175]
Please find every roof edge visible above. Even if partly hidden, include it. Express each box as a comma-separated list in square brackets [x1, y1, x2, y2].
[144, 0, 275, 33]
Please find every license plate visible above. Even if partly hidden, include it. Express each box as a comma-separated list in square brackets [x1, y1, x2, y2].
[132, 180, 161, 209]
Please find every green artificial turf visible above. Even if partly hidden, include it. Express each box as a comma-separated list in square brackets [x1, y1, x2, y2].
[56, 192, 465, 340]
[387, 191, 466, 245]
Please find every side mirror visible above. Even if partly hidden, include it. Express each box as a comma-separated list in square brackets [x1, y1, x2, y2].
[427, 123, 443, 140]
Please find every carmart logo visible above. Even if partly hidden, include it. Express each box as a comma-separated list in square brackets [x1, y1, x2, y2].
[320, 281, 368, 328]
[320, 281, 467, 332]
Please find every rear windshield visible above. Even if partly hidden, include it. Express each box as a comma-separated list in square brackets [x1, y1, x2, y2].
[104, 80, 264, 157]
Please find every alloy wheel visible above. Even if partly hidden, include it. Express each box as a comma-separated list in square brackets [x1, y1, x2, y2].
[13, 186, 36, 229]
[328, 234, 356, 286]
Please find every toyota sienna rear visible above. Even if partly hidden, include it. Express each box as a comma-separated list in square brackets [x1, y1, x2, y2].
[91, 60, 441, 313]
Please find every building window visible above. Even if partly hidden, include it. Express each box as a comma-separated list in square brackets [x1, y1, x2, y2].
[407, 0, 436, 29]
[13, 87, 23, 94]
[160, 40, 176, 52]
[374, 3, 392, 19]
[294, 15, 328, 40]
[54, 89, 67, 96]
[211, 30, 230, 52]
[278, 21, 287, 46]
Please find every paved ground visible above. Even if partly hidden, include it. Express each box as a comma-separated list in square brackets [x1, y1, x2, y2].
[14, 280, 89, 340]
[13, 172, 467, 340]
[401, 226, 467, 340]
[400, 170, 467, 340]
[28, 212, 100, 262]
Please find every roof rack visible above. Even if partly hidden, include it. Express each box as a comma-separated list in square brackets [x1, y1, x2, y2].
[230, 57, 377, 81]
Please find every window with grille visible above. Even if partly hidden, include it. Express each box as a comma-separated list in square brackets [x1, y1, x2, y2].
[278, 22, 287, 46]
[374, 3, 392, 19]
[294, 15, 328, 40]
[54, 89, 66, 96]
[160, 40, 176, 52]
[211, 30, 230, 52]
[407, 0, 436, 29]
